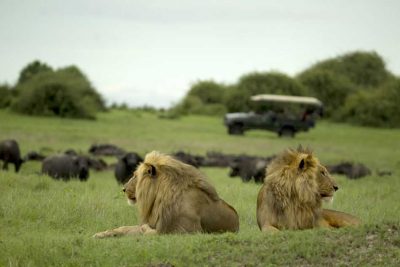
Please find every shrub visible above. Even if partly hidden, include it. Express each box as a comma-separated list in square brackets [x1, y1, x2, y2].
[297, 70, 356, 117]
[171, 80, 228, 116]
[335, 79, 400, 128]
[301, 51, 391, 88]
[187, 80, 226, 104]
[225, 71, 306, 112]
[12, 67, 104, 119]
[171, 95, 227, 116]
[0, 84, 12, 109]
[17, 60, 53, 84]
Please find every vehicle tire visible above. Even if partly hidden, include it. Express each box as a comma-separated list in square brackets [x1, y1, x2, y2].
[278, 127, 295, 138]
[228, 124, 244, 135]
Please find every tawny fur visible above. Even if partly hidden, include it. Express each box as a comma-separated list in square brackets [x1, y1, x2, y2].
[257, 146, 360, 232]
[94, 151, 239, 238]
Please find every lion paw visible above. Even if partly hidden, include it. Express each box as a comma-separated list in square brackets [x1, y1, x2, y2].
[92, 230, 116, 239]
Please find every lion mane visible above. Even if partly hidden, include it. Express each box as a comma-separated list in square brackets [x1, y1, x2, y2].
[94, 151, 239, 238]
[256, 146, 360, 232]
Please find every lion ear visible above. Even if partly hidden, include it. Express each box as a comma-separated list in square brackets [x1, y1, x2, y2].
[299, 158, 306, 170]
[147, 164, 156, 178]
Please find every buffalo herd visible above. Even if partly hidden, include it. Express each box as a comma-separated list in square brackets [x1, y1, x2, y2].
[0, 139, 388, 183]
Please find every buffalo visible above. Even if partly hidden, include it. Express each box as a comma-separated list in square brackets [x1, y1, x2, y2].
[0, 139, 24, 172]
[89, 144, 125, 156]
[115, 152, 143, 184]
[87, 157, 108, 171]
[42, 154, 90, 181]
[326, 162, 371, 179]
[172, 151, 205, 168]
[24, 151, 46, 161]
[229, 155, 276, 183]
[203, 151, 238, 167]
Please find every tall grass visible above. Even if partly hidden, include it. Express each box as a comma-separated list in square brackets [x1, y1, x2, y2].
[0, 110, 399, 266]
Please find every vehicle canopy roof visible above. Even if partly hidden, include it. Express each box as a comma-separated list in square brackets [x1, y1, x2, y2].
[250, 94, 323, 106]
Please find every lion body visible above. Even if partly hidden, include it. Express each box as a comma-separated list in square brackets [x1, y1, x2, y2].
[94, 151, 239, 238]
[256, 147, 360, 232]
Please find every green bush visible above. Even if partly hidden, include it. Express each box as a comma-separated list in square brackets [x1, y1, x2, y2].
[301, 51, 391, 88]
[187, 80, 226, 104]
[224, 86, 249, 112]
[171, 80, 228, 116]
[225, 71, 306, 112]
[12, 66, 105, 119]
[17, 60, 53, 84]
[336, 79, 400, 128]
[297, 70, 356, 117]
[172, 95, 227, 116]
[59, 66, 106, 111]
[0, 84, 12, 109]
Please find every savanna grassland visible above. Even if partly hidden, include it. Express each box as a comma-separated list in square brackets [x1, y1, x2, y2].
[0, 110, 399, 267]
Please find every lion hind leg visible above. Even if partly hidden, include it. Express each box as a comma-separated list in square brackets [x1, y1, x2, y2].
[322, 209, 361, 228]
[93, 225, 144, 238]
[261, 224, 280, 233]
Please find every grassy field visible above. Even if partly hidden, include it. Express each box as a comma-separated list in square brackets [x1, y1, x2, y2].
[0, 109, 399, 266]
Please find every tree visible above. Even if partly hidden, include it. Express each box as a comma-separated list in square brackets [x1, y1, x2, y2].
[225, 71, 306, 112]
[58, 66, 106, 111]
[172, 80, 227, 116]
[12, 65, 105, 119]
[301, 51, 391, 89]
[187, 80, 226, 104]
[0, 84, 12, 109]
[297, 70, 355, 117]
[336, 79, 400, 128]
[17, 60, 53, 84]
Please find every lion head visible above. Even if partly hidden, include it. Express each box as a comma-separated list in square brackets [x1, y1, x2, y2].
[266, 146, 338, 206]
[257, 146, 339, 230]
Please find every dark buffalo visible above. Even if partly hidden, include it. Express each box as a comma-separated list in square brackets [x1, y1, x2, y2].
[42, 154, 90, 181]
[229, 155, 276, 183]
[87, 157, 108, 171]
[64, 150, 107, 171]
[229, 157, 267, 183]
[64, 149, 78, 156]
[24, 151, 46, 161]
[203, 151, 238, 167]
[172, 151, 205, 168]
[89, 144, 125, 156]
[326, 162, 371, 179]
[377, 170, 392, 177]
[115, 152, 143, 184]
[0, 139, 24, 172]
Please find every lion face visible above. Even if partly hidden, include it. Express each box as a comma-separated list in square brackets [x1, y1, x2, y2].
[316, 165, 338, 202]
[123, 174, 137, 206]
[266, 147, 339, 205]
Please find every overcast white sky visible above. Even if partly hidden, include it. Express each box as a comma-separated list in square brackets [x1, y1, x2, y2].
[1, 0, 399, 108]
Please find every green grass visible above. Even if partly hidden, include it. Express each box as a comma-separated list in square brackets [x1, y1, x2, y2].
[1, 110, 399, 266]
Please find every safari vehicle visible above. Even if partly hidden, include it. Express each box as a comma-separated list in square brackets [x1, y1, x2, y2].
[224, 94, 323, 137]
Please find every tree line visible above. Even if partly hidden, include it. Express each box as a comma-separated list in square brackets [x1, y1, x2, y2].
[1, 51, 399, 127]
[171, 51, 400, 128]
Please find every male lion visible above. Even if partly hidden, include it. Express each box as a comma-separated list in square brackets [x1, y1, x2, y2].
[257, 147, 360, 232]
[94, 151, 239, 238]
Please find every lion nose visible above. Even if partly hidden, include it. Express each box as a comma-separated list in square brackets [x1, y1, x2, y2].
[333, 185, 339, 191]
